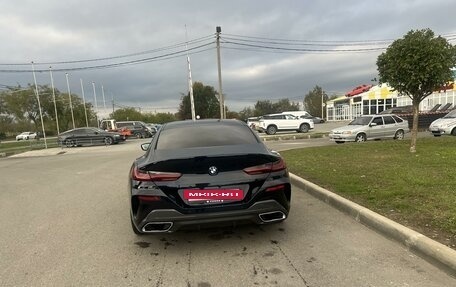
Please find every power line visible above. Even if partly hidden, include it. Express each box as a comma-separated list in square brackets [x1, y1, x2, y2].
[221, 40, 387, 53]
[0, 42, 215, 73]
[223, 32, 456, 44]
[221, 35, 391, 47]
[0, 34, 214, 66]
[221, 46, 382, 55]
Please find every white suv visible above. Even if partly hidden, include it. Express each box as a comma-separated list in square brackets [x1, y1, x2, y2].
[259, 113, 314, 135]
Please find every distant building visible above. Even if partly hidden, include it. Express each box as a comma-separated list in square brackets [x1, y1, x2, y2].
[326, 83, 456, 121]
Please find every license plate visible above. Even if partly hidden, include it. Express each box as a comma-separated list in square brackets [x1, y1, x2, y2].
[184, 189, 244, 202]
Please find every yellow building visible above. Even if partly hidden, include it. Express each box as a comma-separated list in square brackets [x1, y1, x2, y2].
[326, 83, 456, 121]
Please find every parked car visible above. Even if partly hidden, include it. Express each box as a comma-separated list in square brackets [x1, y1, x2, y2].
[246, 117, 261, 131]
[58, 127, 124, 147]
[116, 121, 152, 138]
[429, 109, 456, 136]
[300, 115, 325, 123]
[129, 119, 291, 234]
[379, 105, 413, 115]
[259, 113, 314, 135]
[329, 114, 409, 143]
[145, 123, 158, 135]
[16, 132, 39, 141]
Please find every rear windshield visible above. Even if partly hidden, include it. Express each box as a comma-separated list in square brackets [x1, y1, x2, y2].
[156, 123, 259, 149]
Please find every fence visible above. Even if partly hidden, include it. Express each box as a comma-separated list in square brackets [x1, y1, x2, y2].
[0, 139, 60, 157]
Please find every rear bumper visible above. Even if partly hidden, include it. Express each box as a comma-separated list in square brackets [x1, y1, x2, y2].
[133, 199, 289, 233]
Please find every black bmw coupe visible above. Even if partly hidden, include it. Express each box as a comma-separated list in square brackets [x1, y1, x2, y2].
[129, 119, 291, 234]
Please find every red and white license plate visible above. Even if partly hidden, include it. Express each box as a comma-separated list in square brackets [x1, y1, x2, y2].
[184, 189, 244, 202]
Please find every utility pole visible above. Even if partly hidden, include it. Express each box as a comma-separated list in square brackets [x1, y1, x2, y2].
[185, 25, 196, 121]
[216, 26, 224, 119]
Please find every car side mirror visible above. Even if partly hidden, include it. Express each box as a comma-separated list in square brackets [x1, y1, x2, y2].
[370, 123, 377, 127]
[141, 143, 150, 151]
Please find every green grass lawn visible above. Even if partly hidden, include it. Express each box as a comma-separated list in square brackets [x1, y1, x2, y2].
[281, 137, 456, 248]
[0, 139, 59, 156]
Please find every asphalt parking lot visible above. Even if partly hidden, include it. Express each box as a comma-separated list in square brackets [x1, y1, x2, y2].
[1, 139, 454, 286]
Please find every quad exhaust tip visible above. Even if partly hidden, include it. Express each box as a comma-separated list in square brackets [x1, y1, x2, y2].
[259, 211, 286, 223]
[142, 222, 173, 233]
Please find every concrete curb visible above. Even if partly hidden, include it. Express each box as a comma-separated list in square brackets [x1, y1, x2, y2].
[290, 173, 456, 277]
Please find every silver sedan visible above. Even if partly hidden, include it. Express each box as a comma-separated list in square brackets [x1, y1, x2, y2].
[329, 114, 409, 143]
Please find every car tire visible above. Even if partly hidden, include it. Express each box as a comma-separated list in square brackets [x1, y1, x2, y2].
[104, 137, 114, 145]
[335, 141, 344, 144]
[64, 139, 74, 147]
[299, 123, 309, 133]
[355, 133, 366, 142]
[452, 128, 456, 136]
[130, 213, 143, 235]
[134, 132, 142, 139]
[394, 130, 405, 140]
[266, 125, 277, 135]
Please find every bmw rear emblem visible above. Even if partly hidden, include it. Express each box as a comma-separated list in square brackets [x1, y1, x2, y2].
[208, 166, 218, 176]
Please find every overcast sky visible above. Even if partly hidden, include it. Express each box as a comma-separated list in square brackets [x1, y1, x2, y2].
[1, 0, 455, 114]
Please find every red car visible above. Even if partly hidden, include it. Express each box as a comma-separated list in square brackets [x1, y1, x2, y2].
[345, 84, 373, 97]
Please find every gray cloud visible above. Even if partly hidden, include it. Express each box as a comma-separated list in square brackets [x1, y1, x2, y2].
[1, 0, 455, 113]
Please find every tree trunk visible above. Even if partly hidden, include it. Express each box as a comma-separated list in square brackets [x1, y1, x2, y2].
[409, 101, 420, 153]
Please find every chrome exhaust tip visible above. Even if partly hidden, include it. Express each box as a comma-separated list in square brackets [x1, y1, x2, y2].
[142, 222, 173, 233]
[259, 211, 286, 223]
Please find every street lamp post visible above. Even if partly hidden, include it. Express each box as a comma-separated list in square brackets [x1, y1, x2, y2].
[80, 79, 89, 127]
[65, 73, 75, 129]
[31, 61, 47, 148]
[49, 66, 60, 135]
[321, 91, 324, 119]
[92, 82, 99, 126]
[101, 84, 107, 110]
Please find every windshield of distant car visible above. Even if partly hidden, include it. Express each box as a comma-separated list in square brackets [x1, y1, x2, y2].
[156, 122, 259, 150]
[443, 110, 456, 118]
[349, 116, 372, 125]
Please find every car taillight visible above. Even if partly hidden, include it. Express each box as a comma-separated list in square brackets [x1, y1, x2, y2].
[243, 163, 273, 175]
[138, 195, 161, 202]
[266, 184, 286, 192]
[243, 158, 286, 175]
[271, 158, 286, 172]
[131, 166, 182, 181]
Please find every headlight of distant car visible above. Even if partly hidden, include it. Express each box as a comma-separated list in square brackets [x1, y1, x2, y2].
[342, 131, 352, 135]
